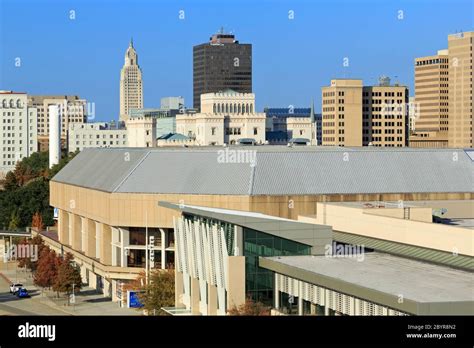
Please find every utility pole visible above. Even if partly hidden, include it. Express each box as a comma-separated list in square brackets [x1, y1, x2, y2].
[145, 210, 148, 285]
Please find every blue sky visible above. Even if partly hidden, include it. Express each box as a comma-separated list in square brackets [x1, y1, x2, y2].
[1, 0, 472, 121]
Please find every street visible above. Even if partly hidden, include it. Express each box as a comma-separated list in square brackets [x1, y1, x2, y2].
[0, 270, 68, 315]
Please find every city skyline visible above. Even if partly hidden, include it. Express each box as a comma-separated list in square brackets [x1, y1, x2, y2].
[1, 0, 473, 122]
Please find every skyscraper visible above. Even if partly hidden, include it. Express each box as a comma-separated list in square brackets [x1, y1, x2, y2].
[193, 29, 252, 111]
[410, 50, 450, 148]
[448, 31, 473, 148]
[120, 39, 143, 122]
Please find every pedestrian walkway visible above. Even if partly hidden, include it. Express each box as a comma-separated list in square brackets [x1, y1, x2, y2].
[0, 261, 141, 316]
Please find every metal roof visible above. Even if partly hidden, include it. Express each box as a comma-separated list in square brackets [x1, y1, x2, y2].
[52, 147, 474, 195]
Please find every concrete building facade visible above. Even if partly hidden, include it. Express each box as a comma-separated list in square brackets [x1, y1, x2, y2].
[68, 122, 128, 152]
[176, 90, 265, 145]
[409, 50, 449, 148]
[0, 91, 38, 176]
[322, 79, 408, 147]
[362, 80, 409, 147]
[28, 95, 87, 152]
[322, 79, 363, 146]
[126, 116, 156, 147]
[448, 31, 473, 148]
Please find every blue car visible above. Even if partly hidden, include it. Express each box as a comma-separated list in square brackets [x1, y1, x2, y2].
[16, 288, 29, 298]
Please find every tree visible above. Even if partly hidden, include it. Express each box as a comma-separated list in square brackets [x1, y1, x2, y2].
[125, 269, 175, 315]
[8, 210, 20, 230]
[31, 211, 44, 231]
[227, 297, 271, 316]
[53, 252, 82, 302]
[34, 245, 59, 289]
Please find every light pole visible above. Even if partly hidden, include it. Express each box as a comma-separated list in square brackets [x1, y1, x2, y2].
[145, 210, 148, 285]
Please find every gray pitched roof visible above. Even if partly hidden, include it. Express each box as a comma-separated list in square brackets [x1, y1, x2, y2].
[52, 147, 474, 195]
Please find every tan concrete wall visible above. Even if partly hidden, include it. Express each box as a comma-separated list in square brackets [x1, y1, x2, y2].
[58, 209, 69, 245]
[365, 207, 432, 222]
[100, 224, 112, 266]
[85, 218, 96, 258]
[226, 256, 245, 310]
[50, 181, 473, 228]
[300, 203, 474, 256]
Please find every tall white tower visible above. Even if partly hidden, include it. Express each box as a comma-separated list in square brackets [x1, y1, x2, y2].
[120, 38, 143, 122]
[49, 104, 61, 168]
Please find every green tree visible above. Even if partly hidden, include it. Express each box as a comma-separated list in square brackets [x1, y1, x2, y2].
[8, 210, 20, 230]
[126, 269, 175, 315]
[0, 150, 77, 229]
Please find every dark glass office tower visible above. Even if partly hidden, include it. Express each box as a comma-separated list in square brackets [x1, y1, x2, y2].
[193, 30, 252, 111]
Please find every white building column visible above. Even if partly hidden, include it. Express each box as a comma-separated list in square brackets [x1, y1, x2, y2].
[274, 273, 280, 309]
[297, 281, 303, 316]
[324, 289, 330, 316]
[160, 228, 167, 269]
[120, 228, 129, 267]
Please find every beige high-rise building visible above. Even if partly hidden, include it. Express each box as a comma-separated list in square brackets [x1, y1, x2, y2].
[28, 95, 87, 136]
[410, 50, 449, 148]
[448, 31, 473, 148]
[322, 78, 407, 147]
[321, 79, 363, 146]
[362, 78, 408, 147]
[28, 95, 87, 151]
[120, 39, 143, 122]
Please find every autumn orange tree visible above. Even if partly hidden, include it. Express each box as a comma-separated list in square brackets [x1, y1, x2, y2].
[34, 245, 59, 289]
[228, 297, 271, 316]
[31, 212, 44, 231]
[53, 252, 82, 301]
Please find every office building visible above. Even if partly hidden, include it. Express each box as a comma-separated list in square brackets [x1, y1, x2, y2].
[409, 50, 449, 148]
[120, 39, 143, 122]
[362, 78, 409, 147]
[28, 95, 87, 151]
[177, 90, 265, 145]
[322, 78, 408, 147]
[68, 122, 128, 152]
[448, 31, 473, 148]
[322, 79, 363, 146]
[410, 31, 473, 148]
[193, 30, 252, 111]
[0, 91, 38, 176]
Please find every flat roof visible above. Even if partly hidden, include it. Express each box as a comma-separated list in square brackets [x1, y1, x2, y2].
[160, 202, 332, 253]
[261, 253, 474, 314]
